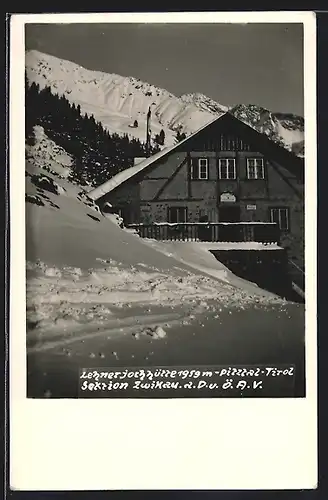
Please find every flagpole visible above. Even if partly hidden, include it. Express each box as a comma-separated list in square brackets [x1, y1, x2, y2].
[146, 107, 151, 157]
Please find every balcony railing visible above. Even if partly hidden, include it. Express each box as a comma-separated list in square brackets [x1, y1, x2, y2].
[126, 222, 280, 244]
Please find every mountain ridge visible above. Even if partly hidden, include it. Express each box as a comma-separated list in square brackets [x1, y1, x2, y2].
[25, 49, 304, 156]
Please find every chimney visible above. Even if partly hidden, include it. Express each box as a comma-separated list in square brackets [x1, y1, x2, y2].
[146, 107, 151, 157]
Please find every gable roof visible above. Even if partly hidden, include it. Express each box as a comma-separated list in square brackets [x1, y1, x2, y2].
[87, 112, 304, 201]
[87, 112, 226, 201]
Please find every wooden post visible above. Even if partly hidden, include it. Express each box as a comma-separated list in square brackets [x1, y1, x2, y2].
[146, 107, 151, 157]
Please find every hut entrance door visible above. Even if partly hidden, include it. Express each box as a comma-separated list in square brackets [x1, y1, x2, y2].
[219, 205, 240, 223]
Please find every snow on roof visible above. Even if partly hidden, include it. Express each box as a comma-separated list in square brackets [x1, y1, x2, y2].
[87, 112, 227, 201]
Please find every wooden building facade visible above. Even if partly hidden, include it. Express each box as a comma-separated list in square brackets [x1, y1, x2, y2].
[89, 113, 304, 268]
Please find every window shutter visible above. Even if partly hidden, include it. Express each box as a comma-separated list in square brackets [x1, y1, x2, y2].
[271, 209, 279, 225]
[190, 158, 197, 179]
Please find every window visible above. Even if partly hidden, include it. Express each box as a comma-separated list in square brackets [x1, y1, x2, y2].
[218, 158, 236, 180]
[190, 158, 209, 180]
[247, 158, 264, 179]
[198, 158, 208, 179]
[270, 208, 289, 231]
[112, 207, 136, 224]
[168, 207, 187, 223]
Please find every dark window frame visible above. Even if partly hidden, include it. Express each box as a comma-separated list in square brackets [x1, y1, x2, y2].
[167, 206, 188, 223]
[269, 206, 290, 232]
[198, 158, 209, 179]
[111, 206, 135, 224]
[218, 158, 236, 180]
[190, 157, 209, 180]
[246, 157, 265, 180]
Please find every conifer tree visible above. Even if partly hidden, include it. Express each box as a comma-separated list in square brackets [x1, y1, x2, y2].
[175, 130, 187, 143]
[154, 128, 165, 146]
[25, 82, 153, 187]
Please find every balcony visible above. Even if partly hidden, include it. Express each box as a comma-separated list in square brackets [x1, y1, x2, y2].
[126, 222, 280, 244]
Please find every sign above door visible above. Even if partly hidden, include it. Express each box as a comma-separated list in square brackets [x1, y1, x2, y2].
[220, 192, 236, 203]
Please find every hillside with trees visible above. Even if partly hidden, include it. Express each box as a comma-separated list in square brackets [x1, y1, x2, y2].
[25, 74, 160, 187]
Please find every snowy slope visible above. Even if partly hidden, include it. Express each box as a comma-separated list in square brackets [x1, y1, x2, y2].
[25, 50, 304, 154]
[25, 125, 74, 178]
[25, 50, 226, 147]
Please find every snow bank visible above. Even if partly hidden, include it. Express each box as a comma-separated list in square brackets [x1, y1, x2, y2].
[26, 125, 73, 178]
[140, 239, 281, 296]
[25, 164, 231, 284]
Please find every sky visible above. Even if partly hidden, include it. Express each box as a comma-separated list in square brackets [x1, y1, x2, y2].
[25, 22, 304, 116]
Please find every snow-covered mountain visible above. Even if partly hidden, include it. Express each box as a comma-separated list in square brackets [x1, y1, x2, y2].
[25, 49, 304, 155]
[231, 104, 304, 154]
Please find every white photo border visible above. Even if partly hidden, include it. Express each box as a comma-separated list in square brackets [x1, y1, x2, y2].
[10, 11, 317, 490]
